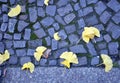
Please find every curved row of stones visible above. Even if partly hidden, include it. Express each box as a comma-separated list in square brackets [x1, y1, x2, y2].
[0, 0, 120, 71]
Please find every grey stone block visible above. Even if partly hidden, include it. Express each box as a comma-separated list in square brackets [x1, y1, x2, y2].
[58, 41, 68, 49]
[87, 42, 97, 56]
[13, 41, 26, 48]
[34, 28, 46, 38]
[86, 0, 98, 4]
[108, 42, 119, 55]
[0, 0, 7, 2]
[37, 0, 44, 6]
[83, 7, 93, 16]
[94, 1, 107, 15]
[45, 36, 51, 46]
[107, 0, 120, 12]
[4, 41, 13, 49]
[9, 56, 18, 65]
[10, 0, 15, 5]
[28, 0, 35, 3]
[38, 7, 45, 17]
[85, 15, 98, 26]
[94, 24, 104, 31]
[19, 15, 28, 20]
[27, 49, 35, 56]
[0, 42, 4, 53]
[33, 22, 41, 30]
[24, 29, 31, 40]
[78, 18, 85, 29]
[70, 45, 87, 53]
[64, 13, 76, 24]
[78, 10, 84, 17]
[57, 0, 69, 7]
[2, 4, 8, 12]
[14, 33, 21, 40]
[91, 57, 99, 65]
[2, 14, 8, 22]
[112, 11, 120, 24]
[58, 30, 67, 40]
[16, 49, 27, 57]
[21, 5, 26, 13]
[46, 5, 56, 16]
[80, 0, 86, 8]
[20, 57, 31, 65]
[4, 33, 12, 40]
[1, 23, 8, 32]
[8, 19, 17, 33]
[17, 21, 29, 32]
[49, 60, 57, 66]
[65, 24, 76, 34]
[95, 34, 103, 42]
[100, 11, 111, 24]
[48, 28, 55, 37]
[0, 33, 2, 41]
[78, 57, 87, 66]
[74, 3, 80, 11]
[68, 34, 79, 44]
[103, 34, 111, 43]
[29, 7, 37, 22]
[40, 59, 47, 66]
[52, 39, 58, 50]
[8, 49, 14, 55]
[53, 48, 68, 58]
[97, 43, 107, 50]
[57, 4, 73, 16]
[53, 23, 60, 31]
[55, 15, 66, 25]
[41, 17, 54, 27]
[100, 50, 108, 54]
[28, 39, 42, 48]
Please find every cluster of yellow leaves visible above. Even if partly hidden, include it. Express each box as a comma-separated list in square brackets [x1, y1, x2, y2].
[54, 32, 61, 41]
[82, 27, 100, 43]
[101, 54, 113, 72]
[34, 46, 47, 61]
[60, 51, 78, 68]
[22, 62, 35, 73]
[44, 0, 50, 6]
[8, 4, 21, 17]
[0, 50, 10, 64]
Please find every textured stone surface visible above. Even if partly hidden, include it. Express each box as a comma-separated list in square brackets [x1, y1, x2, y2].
[34, 28, 46, 38]
[48, 28, 55, 37]
[91, 57, 99, 65]
[13, 41, 26, 48]
[68, 34, 79, 44]
[38, 7, 45, 17]
[46, 5, 56, 16]
[16, 49, 27, 57]
[4, 33, 12, 40]
[9, 56, 18, 65]
[33, 22, 41, 30]
[64, 13, 76, 24]
[65, 24, 76, 34]
[17, 21, 29, 32]
[52, 39, 58, 50]
[28, 39, 42, 48]
[29, 7, 37, 22]
[27, 49, 35, 56]
[58, 30, 67, 40]
[41, 17, 54, 27]
[49, 60, 57, 66]
[55, 15, 66, 25]
[0, 42, 4, 53]
[112, 11, 120, 24]
[20, 57, 31, 65]
[24, 29, 31, 40]
[8, 19, 17, 33]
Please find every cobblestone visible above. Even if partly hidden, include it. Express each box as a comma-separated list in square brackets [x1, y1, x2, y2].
[27, 49, 35, 56]
[8, 19, 17, 33]
[78, 18, 85, 29]
[38, 7, 45, 17]
[20, 57, 31, 65]
[65, 24, 76, 34]
[4, 33, 12, 40]
[33, 22, 41, 30]
[74, 3, 80, 11]
[1, 23, 8, 32]
[34, 28, 46, 38]
[78, 57, 87, 66]
[58, 30, 67, 40]
[55, 15, 66, 25]
[58, 41, 68, 49]
[16, 49, 27, 57]
[46, 5, 56, 16]
[48, 28, 55, 37]
[80, 0, 86, 8]
[112, 11, 120, 24]
[68, 34, 79, 44]
[40, 59, 47, 66]
[24, 29, 31, 40]
[13, 41, 26, 48]
[28, 39, 42, 48]
[91, 57, 99, 65]
[53, 23, 60, 31]
[64, 13, 76, 24]
[14, 33, 21, 40]
[8, 56, 18, 65]
[103, 34, 111, 43]
[41, 17, 54, 27]
[2, 14, 8, 22]
[83, 7, 93, 16]
[52, 39, 58, 50]
[45, 36, 51, 46]
[29, 7, 37, 23]
[17, 21, 29, 32]
[4, 41, 13, 49]
[49, 60, 57, 66]
[0, 42, 4, 53]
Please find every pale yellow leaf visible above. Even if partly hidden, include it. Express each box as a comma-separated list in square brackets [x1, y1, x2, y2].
[54, 32, 61, 41]
[22, 62, 35, 73]
[61, 60, 70, 68]
[8, 4, 21, 17]
[44, 0, 49, 6]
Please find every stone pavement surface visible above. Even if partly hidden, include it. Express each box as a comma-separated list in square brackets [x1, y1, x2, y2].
[2, 67, 120, 83]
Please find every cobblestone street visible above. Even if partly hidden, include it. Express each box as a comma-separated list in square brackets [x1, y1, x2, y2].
[0, 0, 120, 82]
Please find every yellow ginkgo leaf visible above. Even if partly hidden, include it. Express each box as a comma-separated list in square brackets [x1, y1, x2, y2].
[82, 27, 100, 43]
[61, 60, 70, 68]
[101, 54, 113, 72]
[22, 62, 35, 73]
[34, 46, 47, 61]
[44, 0, 49, 6]
[8, 4, 21, 17]
[54, 32, 61, 41]
[0, 50, 10, 64]
[60, 51, 78, 68]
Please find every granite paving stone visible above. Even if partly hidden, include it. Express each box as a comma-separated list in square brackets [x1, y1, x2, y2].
[49, 60, 57, 66]
[46, 5, 56, 16]
[48, 28, 55, 37]
[21, 5, 26, 13]
[37, 0, 44, 6]
[86, 0, 98, 4]
[65, 24, 76, 34]
[37, 7, 45, 17]
[24, 29, 31, 40]
[100, 49, 108, 54]
[112, 11, 120, 24]
[33, 22, 41, 30]
[8, 56, 18, 65]
[0, 33, 2, 41]
[2, 14, 8, 22]
[2, 4, 8, 12]
[80, 0, 86, 8]
[78, 10, 84, 17]
[68, 34, 79, 44]
[34, 28, 46, 38]
[52, 39, 58, 50]
[107, 0, 120, 12]
[78, 18, 85, 29]
[8, 49, 15, 55]
[40, 59, 47, 66]
[94, 1, 107, 15]
[8, 19, 17, 33]
[16, 49, 27, 57]
[29, 7, 37, 23]
[19, 14, 28, 20]
[14, 33, 21, 40]
[100, 11, 111, 24]
[103, 34, 111, 43]
[57, 0, 69, 7]
[13, 41, 26, 48]
[91, 57, 99, 65]
[97, 42, 107, 50]
[45, 36, 51, 46]
[0, 0, 7, 2]
[83, 7, 93, 16]
[94, 24, 104, 31]
[64, 13, 76, 24]
[27, 49, 35, 56]
[53, 23, 60, 31]
[40, 17, 54, 27]
[55, 15, 66, 25]
[74, 3, 80, 11]
[17, 20, 29, 32]
[0, 23, 8, 32]
[20, 57, 31, 65]
[9, 0, 15, 5]
[70, 45, 87, 53]
[28, 0, 36, 3]
[78, 57, 87, 66]
[4, 33, 12, 40]
[28, 39, 42, 48]
[58, 30, 67, 40]
[0, 42, 4, 53]
[4, 41, 13, 49]
[58, 41, 68, 49]
[108, 42, 119, 55]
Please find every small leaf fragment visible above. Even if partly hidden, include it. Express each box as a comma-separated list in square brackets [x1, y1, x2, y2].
[44, 0, 49, 6]
[8, 4, 21, 17]
[22, 62, 35, 73]
[54, 32, 61, 41]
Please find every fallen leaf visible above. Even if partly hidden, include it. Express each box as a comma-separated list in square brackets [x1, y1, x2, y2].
[54, 32, 61, 41]
[60, 51, 78, 68]
[34, 46, 47, 61]
[8, 4, 21, 17]
[22, 62, 35, 73]
[82, 27, 100, 43]
[44, 0, 49, 6]
[101, 54, 113, 72]
[0, 50, 10, 65]
[43, 49, 51, 58]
